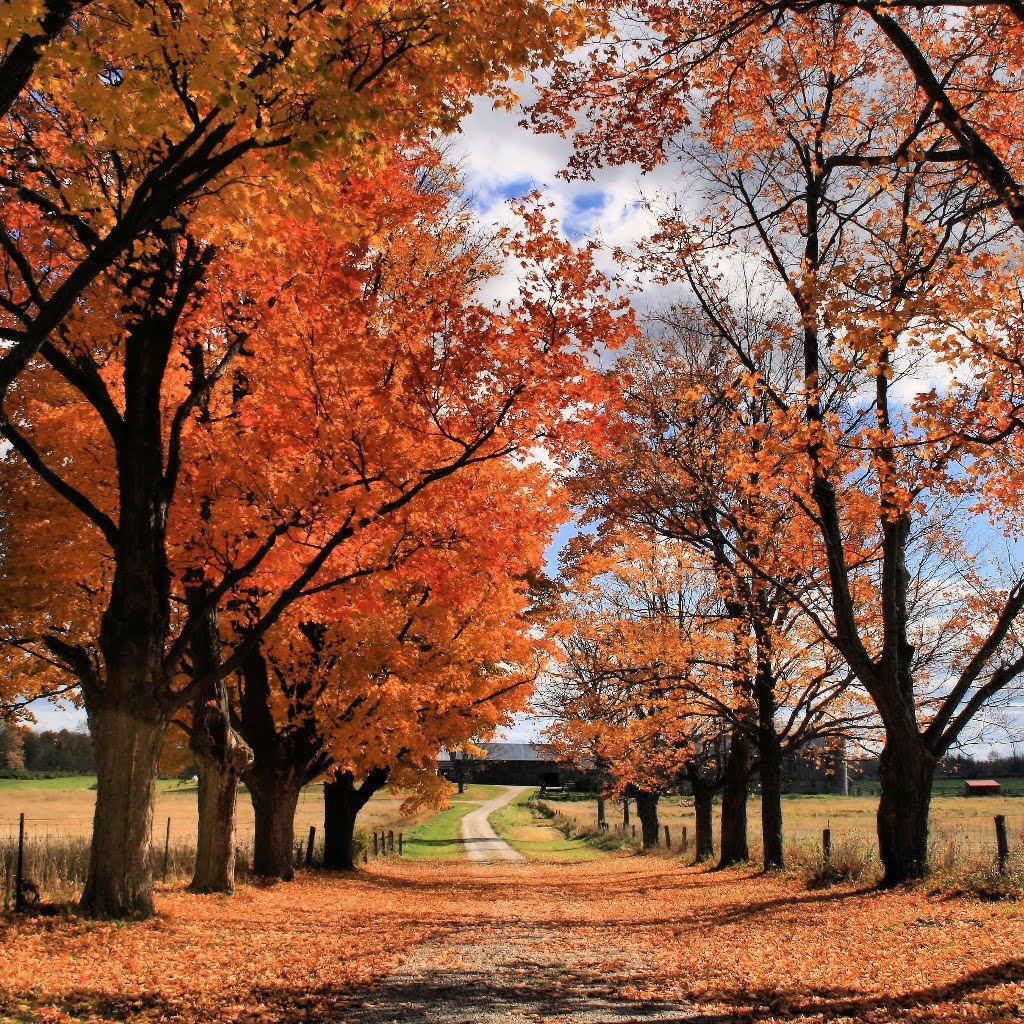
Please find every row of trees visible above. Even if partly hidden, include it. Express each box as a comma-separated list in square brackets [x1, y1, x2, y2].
[0, 0, 633, 916]
[6, 0, 1024, 913]
[0, 726, 96, 773]
[535, 1, 1024, 885]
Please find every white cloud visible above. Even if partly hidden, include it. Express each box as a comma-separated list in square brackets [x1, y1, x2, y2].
[24, 697, 88, 733]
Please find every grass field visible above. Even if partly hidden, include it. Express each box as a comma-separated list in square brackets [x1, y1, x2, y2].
[852, 776, 1024, 797]
[542, 789, 1024, 862]
[0, 775, 449, 847]
[489, 789, 611, 862]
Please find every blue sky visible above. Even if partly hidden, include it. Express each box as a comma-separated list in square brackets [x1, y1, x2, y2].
[25, 91, 1024, 754]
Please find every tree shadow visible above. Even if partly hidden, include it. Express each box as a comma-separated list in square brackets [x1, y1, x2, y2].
[19, 955, 1022, 1024]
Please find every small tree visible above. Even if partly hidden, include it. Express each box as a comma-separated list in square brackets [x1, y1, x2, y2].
[0, 720, 25, 770]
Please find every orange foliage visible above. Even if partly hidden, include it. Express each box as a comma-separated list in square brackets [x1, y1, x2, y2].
[1, 861, 1023, 1023]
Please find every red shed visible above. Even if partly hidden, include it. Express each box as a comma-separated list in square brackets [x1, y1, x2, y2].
[964, 779, 1001, 796]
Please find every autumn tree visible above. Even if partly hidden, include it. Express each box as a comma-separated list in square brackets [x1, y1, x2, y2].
[545, 530, 736, 852]
[533, 6, 1024, 881]
[549, 517, 856, 867]
[623, 1, 1024, 231]
[581, 316, 865, 868]
[0, 0, 586, 398]
[0, 719, 25, 770]
[231, 504, 551, 879]
[0, 140, 630, 915]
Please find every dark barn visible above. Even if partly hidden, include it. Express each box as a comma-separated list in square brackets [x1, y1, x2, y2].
[439, 742, 585, 788]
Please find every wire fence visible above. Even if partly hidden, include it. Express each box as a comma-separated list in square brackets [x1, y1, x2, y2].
[0, 815, 408, 910]
[596, 809, 1024, 869]
[2, 805, 1020, 910]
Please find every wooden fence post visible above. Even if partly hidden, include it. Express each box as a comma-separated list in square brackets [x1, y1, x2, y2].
[163, 817, 171, 880]
[823, 827, 832, 861]
[996, 815, 1010, 874]
[398, 833, 404, 856]
[306, 826, 316, 868]
[15, 813, 25, 913]
[664, 825, 671, 850]
[372, 832, 379, 857]
[388, 830, 395, 855]
[631, 824, 636, 840]
[682, 825, 688, 854]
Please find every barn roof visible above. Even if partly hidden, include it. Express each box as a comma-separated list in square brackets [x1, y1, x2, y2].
[965, 779, 1001, 789]
[479, 742, 555, 762]
[440, 742, 557, 763]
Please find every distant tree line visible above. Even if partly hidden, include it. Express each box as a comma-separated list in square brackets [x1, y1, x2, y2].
[0, 724, 95, 775]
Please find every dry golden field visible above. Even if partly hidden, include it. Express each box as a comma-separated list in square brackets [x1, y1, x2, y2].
[545, 791, 1024, 861]
[0, 776, 443, 847]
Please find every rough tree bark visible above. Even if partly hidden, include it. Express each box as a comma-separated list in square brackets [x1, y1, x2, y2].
[692, 778, 716, 862]
[322, 768, 390, 870]
[81, 706, 167, 917]
[758, 729, 784, 870]
[74, 233, 210, 917]
[235, 645, 330, 881]
[190, 685, 252, 892]
[247, 765, 304, 879]
[634, 789, 660, 849]
[187, 585, 252, 894]
[719, 727, 751, 867]
[877, 722, 936, 885]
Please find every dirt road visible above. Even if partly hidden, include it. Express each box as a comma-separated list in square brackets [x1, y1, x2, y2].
[460, 785, 528, 864]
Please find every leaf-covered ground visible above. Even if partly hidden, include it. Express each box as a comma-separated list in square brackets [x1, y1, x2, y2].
[2, 859, 1022, 1023]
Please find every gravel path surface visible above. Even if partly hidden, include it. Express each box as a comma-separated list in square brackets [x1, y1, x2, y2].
[460, 786, 529, 864]
[344, 926, 693, 1023]
[342, 792, 693, 1022]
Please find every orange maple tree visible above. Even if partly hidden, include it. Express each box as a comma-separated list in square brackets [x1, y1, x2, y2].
[0, 139, 631, 914]
[532, 3, 1024, 882]
[0, 0, 587, 395]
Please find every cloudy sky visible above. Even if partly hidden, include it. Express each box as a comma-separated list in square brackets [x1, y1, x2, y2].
[28, 85, 1022, 753]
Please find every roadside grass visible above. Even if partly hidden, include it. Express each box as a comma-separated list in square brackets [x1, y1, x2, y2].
[396, 784, 510, 861]
[450, 784, 502, 803]
[401, 802, 479, 861]
[490, 789, 620, 862]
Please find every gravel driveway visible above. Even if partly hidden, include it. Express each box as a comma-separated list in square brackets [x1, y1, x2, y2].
[460, 786, 529, 864]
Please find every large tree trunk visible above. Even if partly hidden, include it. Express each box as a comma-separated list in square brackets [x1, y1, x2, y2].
[235, 647, 329, 881]
[81, 264, 180, 918]
[187, 585, 252, 894]
[759, 731, 784, 870]
[81, 707, 167, 917]
[596, 793, 607, 828]
[190, 690, 252, 893]
[323, 768, 389, 870]
[323, 776, 361, 871]
[247, 767, 303, 880]
[719, 728, 751, 868]
[877, 725, 935, 885]
[635, 789, 660, 849]
[692, 780, 715, 862]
